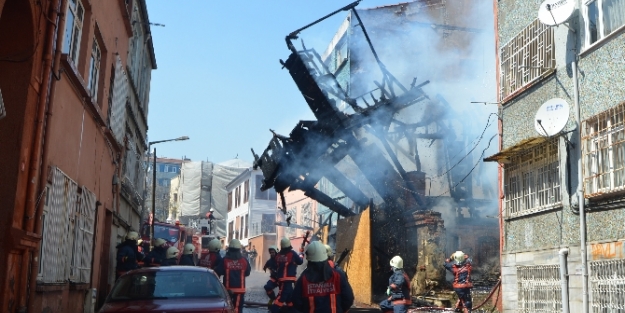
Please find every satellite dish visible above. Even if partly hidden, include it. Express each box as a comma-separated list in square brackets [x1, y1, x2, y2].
[535, 98, 570, 137]
[538, 0, 575, 26]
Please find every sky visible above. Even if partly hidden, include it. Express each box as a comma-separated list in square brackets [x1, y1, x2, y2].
[146, 0, 408, 164]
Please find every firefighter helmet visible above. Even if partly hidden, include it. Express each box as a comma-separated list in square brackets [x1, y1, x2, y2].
[210, 208, 215, 212]
[268, 245, 278, 253]
[126, 231, 139, 241]
[166, 246, 180, 259]
[305, 241, 328, 262]
[452, 251, 466, 265]
[324, 244, 334, 258]
[280, 237, 291, 249]
[153, 238, 167, 247]
[137, 239, 143, 246]
[390, 255, 404, 269]
[183, 243, 195, 255]
[208, 239, 221, 252]
[229, 239, 242, 249]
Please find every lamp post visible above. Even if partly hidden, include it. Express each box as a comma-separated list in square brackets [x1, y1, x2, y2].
[145, 136, 189, 251]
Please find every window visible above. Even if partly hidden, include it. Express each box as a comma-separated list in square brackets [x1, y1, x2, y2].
[244, 180, 249, 203]
[583, 0, 625, 47]
[255, 175, 277, 200]
[40, 167, 96, 284]
[173, 193, 178, 202]
[87, 39, 101, 102]
[109, 270, 226, 300]
[228, 221, 234, 240]
[590, 259, 625, 311]
[261, 214, 276, 233]
[499, 19, 555, 101]
[504, 140, 561, 218]
[517, 265, 562, 312]
[63, 0, 84, 64]
[583, 102, 625, 196]
[240, 215, 245, 239]
[158, 164, 165, 172]
[227, 192, 232, 212]
[244, 214, 249, 238]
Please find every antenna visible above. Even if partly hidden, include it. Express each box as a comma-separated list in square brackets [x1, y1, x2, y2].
[534, 98, 571, 137]
[538, 0, 576, 32]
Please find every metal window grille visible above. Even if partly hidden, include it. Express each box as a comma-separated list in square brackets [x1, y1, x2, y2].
[70, 187, 96, 283]
[583, 102, 625, 197]
[499, 19, 555, 101]
[504, 140, 561, 218]
[41, 167, 78, 283]
[517, 265, 562, 313]
[590, 259, 625, 312]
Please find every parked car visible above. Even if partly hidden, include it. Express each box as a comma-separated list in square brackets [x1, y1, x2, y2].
[99, 266, 234, 312]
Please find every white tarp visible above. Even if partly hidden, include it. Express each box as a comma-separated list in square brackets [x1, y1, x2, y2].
[180, 161, 202, 216]
[210, 159, 251, 237]
[199, 162, 213, 216]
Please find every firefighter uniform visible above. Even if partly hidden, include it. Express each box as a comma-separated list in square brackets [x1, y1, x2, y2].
[145, 238, 168, 267]
[444, 251, 474, 313]
[379, 256, 412, 313]
[161, 246, 180, 266]
[270, 238, 303, 313]
[199, 239, 223, 270]
[263, 246, 279, 304]
[179, 243, 196, 266]
[115, 231, 144, 279]
[215, 239, 251, 313]
[292, 241, 354, 313]
[326, 244, 348, 281]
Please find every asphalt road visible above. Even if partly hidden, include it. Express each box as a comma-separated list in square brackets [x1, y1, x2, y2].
[243, 269, 273, 313]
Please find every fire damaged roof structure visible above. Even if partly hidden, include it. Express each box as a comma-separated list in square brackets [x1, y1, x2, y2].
[252, 1, 433, 217]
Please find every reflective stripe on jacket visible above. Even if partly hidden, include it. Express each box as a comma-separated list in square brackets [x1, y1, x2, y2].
[444, 259, 473, 288]
[216, 257, 251, 294]
[293, 269, 354, 313]
[275, 248, 303, 281]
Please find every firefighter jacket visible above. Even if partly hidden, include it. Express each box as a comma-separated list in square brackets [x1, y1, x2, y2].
[275, 247, 303, 282]
[293, 262, 354, 313]
[328, 260, 348, 281]
[116, 240, 144, 272]
[179, 254, 195, 266]
[145, 246, 167, 266]
[263, 256, 278, 280]
[215, 256, 251, 294]
[387, 268, 412, 305]
[199, 251, 223, 270]
[161, 258, 178, 266]
[444, 257, 473, 289]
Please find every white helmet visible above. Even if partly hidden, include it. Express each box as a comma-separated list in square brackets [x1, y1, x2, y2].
[324, 244, 334, 258]
[390, 255, 403, 269]
[126, 231, 139, 241]
[280, 237, 291, 249]
[153, 238, 167, 247]
[210, 208, 215, 212]
[183, 243, 195, 255]
[166, 246, 180, 259]
[452, 251, 466, 265]
[268, 245, 278, 253]
[305, 241, 328, 262]
[229, 239, 242, 249]
[208, 239, 221, 252]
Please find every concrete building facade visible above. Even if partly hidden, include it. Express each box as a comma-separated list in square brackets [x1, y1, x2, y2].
[0, 0, 155, 311]
[490, 0, 625, 311]
[145, 156, 184, 222]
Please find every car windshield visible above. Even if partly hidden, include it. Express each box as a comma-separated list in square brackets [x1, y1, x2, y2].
[108, 270, 225, 301]
[154, 225, 179, 244]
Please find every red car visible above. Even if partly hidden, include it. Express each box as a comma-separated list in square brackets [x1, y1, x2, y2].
[99, 266, 234, 313]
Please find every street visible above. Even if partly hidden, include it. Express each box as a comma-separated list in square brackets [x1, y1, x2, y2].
[242, 270, 272, 313]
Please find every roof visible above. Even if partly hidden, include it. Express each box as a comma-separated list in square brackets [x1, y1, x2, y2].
[483, 136, 548, 163]
[225, 167, 253, 191]
[361, 1, 415, 10]
[138, 0, 157, 69]
[218, 158, 252, 168]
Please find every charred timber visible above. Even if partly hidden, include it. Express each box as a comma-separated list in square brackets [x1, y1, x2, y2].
[299, 186, 356, 217]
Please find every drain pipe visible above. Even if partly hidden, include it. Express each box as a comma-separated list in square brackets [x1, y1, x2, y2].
[559, 248, 570, 313]
[572, 58, 588, 313]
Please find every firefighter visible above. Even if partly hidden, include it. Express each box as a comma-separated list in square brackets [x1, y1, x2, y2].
[270, 237, 303, 313]
[325, 244, 348, 281]
[115, 231, 144, 279]
[145, 238, 168, 267]
[379, 256, 412, 313]
[199, 238, 223, 270]
[292, 241, 354, 313]
[215, 239, 251, 313]
[444, 251, 473, 313]
[263, 245, 279, 307]
[179, 243, 196, 266]
[163, 246, 180, 266]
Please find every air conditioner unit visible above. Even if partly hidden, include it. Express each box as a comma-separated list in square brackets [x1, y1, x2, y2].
[0, 88, 5, 120]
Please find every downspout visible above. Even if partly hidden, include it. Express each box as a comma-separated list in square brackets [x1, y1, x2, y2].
[572, 58, 588, 313]
[559, 248, 570, 313]
[25, 0, 66, 311]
